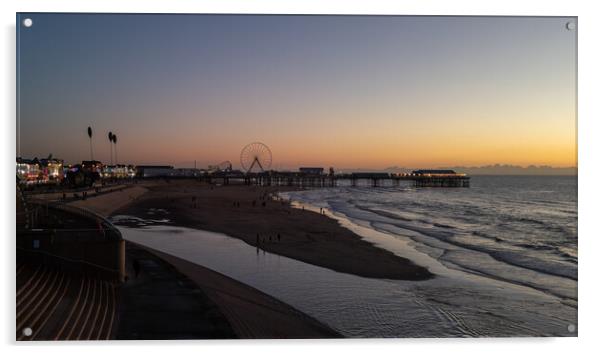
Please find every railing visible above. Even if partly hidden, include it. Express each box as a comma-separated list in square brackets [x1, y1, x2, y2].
[50, 203, 123, 241]
[17, 201, 126, 282]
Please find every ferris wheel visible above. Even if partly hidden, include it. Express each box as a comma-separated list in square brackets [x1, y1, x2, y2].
[240, 142, 272, 173]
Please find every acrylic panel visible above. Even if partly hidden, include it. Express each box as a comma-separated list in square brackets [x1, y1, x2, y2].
[16, 13, 577, 340]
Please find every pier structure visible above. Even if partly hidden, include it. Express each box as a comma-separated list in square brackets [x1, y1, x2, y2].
[201, 170, 470, 188]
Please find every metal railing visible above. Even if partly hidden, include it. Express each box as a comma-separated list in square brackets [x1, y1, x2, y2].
[18, 200, 126, 282]
[25, 200, 122, 239]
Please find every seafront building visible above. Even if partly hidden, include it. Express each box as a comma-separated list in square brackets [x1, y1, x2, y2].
[16, 157, 64, 185]
[17, 157, 136, 186]
[299, 167, 325, 175]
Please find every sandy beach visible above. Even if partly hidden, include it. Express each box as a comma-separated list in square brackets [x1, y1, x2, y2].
[113, 179, 433, 281]
[67, 182, 341, 338]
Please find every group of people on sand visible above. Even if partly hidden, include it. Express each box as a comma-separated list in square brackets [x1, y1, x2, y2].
[256, 232, 281, 245]
[255, 232, 282, 254]
[231, 192, 274, 208]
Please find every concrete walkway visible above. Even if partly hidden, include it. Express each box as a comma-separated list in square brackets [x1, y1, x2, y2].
[114, 243, 236, 339]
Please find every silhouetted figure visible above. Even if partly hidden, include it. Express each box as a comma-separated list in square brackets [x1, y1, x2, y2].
[133, 259, 141, 278]
[262, 201, 266, 207]
[269, 235, 272, 242]
[256, 233, 259, 244]
[277, 233, 281, 241]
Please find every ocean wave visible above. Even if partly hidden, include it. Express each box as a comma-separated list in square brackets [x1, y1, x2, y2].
[340, 205, 578, 281]
[283, 179, 577, 286]
[353, 205, 415, 222]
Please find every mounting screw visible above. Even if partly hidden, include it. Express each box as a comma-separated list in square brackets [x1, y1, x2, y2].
[566, 21, 576, 31]
[567, 324, 576, 333]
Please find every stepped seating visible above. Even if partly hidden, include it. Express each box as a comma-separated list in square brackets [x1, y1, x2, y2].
[16, 263, 117, 341]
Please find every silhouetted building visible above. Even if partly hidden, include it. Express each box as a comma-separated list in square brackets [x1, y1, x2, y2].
[411, 169, 464, 176]
[299, 167, 324, 175]
[81, 160, 104, 174]
[173, 168, 201, 177]
[135, 165, 174, 178]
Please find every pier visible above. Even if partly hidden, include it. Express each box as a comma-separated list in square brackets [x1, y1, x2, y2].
[201, 170, 470, 188]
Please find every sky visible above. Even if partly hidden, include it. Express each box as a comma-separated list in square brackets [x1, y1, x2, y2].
[17, 14, 577, 169]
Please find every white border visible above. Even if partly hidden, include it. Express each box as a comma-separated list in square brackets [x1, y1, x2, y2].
[2, 1, 600, 354]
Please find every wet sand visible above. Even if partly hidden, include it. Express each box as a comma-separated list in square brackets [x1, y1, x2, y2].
[113, 179, 433, 281]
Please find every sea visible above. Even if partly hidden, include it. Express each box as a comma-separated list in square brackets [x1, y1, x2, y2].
[114, 175, 578, 337]
[281, 175, 578, 302]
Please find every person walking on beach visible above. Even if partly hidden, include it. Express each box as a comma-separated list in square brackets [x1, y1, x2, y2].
[133, 259, 141, 278]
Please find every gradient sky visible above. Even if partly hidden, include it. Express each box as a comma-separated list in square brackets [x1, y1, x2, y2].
[17, 14, 577, 169]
